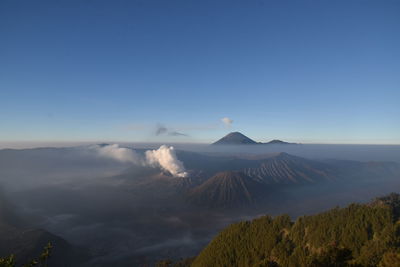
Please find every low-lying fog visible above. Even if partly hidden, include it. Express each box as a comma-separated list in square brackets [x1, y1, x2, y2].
[0, 143, 399, 266]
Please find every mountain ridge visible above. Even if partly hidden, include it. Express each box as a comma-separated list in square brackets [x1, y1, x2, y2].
[212, 132, 296, 145]
[242, 152, 336, 184]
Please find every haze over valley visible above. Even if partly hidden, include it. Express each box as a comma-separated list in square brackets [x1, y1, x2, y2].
[1, 133, 400, 265]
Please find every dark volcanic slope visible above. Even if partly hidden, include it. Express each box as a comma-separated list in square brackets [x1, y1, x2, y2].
[212, 132, 258, 145]
[243, 152, 336, 184]
[264, 139, 295, 145]
[188, 171, 262, 208]
[0, 228, 81, 267]
[0, 192, 86, 266]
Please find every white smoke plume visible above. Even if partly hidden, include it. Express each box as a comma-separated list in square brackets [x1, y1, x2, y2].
[221, 117, 233, 127]
[145, 145, 188, 177]
[93, 144, 188, 177]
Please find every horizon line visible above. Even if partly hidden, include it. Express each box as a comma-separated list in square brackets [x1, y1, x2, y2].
[1, 140, 400, 150]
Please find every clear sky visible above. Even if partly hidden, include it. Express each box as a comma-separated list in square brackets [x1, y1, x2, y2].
[1, 0, 399, 144]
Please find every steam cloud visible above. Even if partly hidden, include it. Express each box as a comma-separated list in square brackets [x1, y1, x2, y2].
[93, 144, 188, 177]
[145, 145, 188, 177]
[221, 117, 233, 127]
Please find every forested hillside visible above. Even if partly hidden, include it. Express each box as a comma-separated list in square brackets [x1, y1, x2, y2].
[187, 193, 400, 267]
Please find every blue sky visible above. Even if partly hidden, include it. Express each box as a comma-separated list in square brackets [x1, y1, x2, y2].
[1, 0, 399, 144]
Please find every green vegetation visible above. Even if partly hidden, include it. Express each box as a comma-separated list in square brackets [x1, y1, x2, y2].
[190, 193, 400, 267]
[0, 243, 52, 267]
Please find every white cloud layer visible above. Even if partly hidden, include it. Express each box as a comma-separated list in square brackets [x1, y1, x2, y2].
[95, 144, 142, 163]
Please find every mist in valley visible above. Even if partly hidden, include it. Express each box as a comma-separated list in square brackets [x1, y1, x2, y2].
[0, 143, 399, 266]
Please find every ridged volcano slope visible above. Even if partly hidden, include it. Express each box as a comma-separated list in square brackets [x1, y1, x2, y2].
[243, 152, 336, 184]
[188, 171, 262, 208]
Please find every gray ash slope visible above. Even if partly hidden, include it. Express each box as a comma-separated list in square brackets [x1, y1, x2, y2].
[242, 152, 336, 184]
[188, 171, 264, 208]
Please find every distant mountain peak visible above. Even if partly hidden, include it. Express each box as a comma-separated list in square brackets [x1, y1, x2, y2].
[212, 132, 258, 145]
[266, 139, 292, 144]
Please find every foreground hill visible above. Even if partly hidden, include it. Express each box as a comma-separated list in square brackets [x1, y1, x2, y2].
[190, 193, 400, 267]
[187, 171, 263, 208]
[0, 192, 87, 266]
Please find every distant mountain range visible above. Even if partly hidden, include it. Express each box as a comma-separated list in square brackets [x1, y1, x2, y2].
[212, 132, 296, 145]
[176, 151, 400, 208]
[178, 151, 338, 185]
[183, 153, 335, 208]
